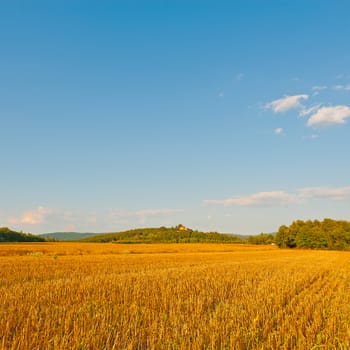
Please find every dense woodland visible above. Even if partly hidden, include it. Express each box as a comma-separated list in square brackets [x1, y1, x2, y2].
[0, 227, 46, 242]
[275, 218, 350, 250]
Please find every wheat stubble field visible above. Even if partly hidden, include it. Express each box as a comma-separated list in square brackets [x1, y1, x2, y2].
[1, 243, 350, 349]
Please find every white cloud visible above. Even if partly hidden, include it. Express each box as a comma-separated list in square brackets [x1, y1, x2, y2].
[307, 105, 350, 127]
[265, 94, 309, 113]
[9, 206, 53, 226]
[274, 128, 283, 135]
[204, 186, 350, 207]
[22, 206, 53, 224]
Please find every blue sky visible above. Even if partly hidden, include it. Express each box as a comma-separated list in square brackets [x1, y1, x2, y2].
[1, 1, 350, 234]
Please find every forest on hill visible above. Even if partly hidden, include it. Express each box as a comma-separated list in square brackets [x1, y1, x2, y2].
[0, 227, 46, 242]
[81, 225, 243, 244]
[275, 218, 350, 250]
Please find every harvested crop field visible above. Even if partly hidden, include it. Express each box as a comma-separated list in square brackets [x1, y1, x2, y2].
[1, 243, 350, 349]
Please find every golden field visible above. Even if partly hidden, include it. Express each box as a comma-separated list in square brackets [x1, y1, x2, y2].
[1, 243, 350, 349]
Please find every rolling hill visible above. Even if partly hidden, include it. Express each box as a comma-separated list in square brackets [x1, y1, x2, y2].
[81, 225, 244, 244]
[40, 232, 98, 241]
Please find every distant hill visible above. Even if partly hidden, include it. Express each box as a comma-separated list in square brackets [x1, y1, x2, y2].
[81, 225, 244, 244]
[0, 227, 46, 242]
[40, 232, 98, 241]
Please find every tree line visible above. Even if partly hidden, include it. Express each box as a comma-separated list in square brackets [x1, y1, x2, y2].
[275, 218, 350, 250]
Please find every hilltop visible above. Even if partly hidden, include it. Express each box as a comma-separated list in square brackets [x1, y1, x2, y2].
[81, 225, 244, 244]
[0, 227, 46, 242]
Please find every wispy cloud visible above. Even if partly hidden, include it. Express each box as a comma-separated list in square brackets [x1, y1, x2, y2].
[299, 186, 350, 200]
[311, 84, 350, 92]
[274, 127, 283, 135]
[203, 191, 298, 207]
[311, 86, 327, 96]
[265, 94, 309, 113]
[312, 85, 327, 91]
[333, 85, 350, 91]
[307, 105, 350, 127]
[203, 186, 350, 207]
[236, 73, 244, 81]
[299, 104, 322, 117]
